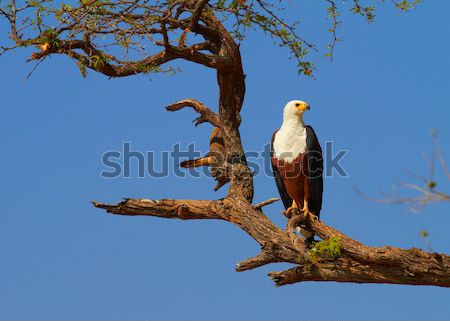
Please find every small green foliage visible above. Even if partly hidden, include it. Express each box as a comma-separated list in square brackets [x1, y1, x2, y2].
[420, 230, 429, 238]
[136, 62, 156, 73]
[136, 62, 179, 75]
[90, 54, 108, 68]
[351, 0, 422, 23]
[76, 61, 87, 78]
[26, 0, 40, 7]
[396, 0, 423, 11]
[308, 237, 342, 263]
[40, 28, 59, 48]
[427, 181, 437, 190]
[211, 0, 314, 76]
[0, 0, 424, 79]
[351, 4, 376, 23]
[298, 61, 313, 76]
[61, 3, 72, 11]
[419, 229, 433, 252]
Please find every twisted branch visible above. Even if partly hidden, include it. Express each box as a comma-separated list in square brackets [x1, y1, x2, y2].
[166, 98, 221, 127]
[93, 198, 450, 287]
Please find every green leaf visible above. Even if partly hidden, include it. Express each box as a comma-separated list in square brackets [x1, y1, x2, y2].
[427, 181, 437, 189]
[420, 230, 429, 238]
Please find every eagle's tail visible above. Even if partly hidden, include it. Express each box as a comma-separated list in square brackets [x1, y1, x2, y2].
[179, 156, 213, 168]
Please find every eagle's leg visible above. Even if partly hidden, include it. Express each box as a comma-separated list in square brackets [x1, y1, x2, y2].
[285, 200, 298, 216]
[296, 199, 317, 241]
[301, 199, 317, 221]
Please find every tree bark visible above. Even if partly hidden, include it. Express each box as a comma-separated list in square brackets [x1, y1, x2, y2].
[93, 198, 450, 287]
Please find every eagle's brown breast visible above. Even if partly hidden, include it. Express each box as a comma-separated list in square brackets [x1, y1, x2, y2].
[271, 153, 311, 209]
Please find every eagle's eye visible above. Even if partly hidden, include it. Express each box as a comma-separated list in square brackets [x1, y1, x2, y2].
[295, 103, 300, 107]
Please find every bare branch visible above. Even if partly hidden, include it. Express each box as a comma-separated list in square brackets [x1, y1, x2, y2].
[166, 98, 221, 127]
[160, 20, 171, 50]
[254, 0, 316, 50]
[236, 250, 277, 272]
[253, 198, 280, 210]
[93, 197, 450, 287]
[434, 135, 450, 181]
[358, 133, 450, 210]
[92, 198, 223, 220]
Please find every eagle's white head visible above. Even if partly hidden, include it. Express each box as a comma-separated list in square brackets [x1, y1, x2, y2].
[283, 100, 310, 121]
[273, 100, 311, 162]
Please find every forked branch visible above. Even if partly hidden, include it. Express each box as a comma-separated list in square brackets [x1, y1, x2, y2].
[166, 99, 221, 127]
[93, 197, 450, 287]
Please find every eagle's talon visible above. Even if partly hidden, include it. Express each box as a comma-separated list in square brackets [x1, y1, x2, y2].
[301, 206, 317, 222]
[308, 212, 317, 221]
[285, 202, 299, 217]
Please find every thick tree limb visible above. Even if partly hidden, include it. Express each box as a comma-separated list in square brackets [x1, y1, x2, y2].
[93, 198, 450, 287]
[28, 40, 229, 77]
[189, 0, 209, 31]
[92, 198, 223, 220]
[312, 219, 450, 277]
[269, 255, 450, 287]
[94, 197, 305, 264]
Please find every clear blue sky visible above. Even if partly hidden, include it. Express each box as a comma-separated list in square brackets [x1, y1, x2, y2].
[1, 1, 449, 320]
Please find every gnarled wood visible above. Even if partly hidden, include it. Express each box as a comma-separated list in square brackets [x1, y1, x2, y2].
[166, 98, 221, 127]
[269, 255, 450, 287]
[93, 198, 450, 287]
[92, 198, 223, 220]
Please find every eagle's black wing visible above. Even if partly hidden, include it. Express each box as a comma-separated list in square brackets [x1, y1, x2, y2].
[305, 125, 323, 218]
[271, 131, 293, 210]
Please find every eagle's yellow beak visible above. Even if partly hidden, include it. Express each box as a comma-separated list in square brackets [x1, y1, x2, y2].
[296, 102, 310, 113]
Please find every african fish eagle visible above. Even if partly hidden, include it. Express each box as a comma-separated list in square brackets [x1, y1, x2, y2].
[271, 100, 323, 239]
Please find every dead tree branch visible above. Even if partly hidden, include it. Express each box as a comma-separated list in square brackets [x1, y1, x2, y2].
[253, 198, 280, 210]
[166, 98, 221, 127]
[93, 198, 450, 287]
[360, 133, 450, 211]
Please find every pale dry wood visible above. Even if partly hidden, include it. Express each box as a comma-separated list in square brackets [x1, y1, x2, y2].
[92, 198, 223, 220]
[93, 198, 450, 287]
[253, 198, 280, 209]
